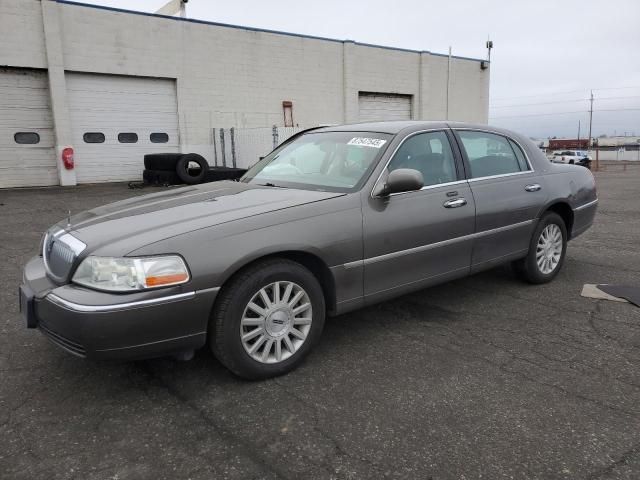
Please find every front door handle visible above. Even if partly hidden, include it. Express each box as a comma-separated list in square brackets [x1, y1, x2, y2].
[443, 198, 467, 208]
[525, 184, 541, 192]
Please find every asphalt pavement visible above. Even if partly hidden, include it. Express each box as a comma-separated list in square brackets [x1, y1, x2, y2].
[1, 166, 639, 479]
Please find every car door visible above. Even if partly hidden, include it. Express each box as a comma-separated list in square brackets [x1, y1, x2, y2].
[362, 129, 476, 300]
[452, 129, 548, 271]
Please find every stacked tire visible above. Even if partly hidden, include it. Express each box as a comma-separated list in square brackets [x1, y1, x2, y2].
[144, 153, 208, 185]
[143, 153, 248, 186]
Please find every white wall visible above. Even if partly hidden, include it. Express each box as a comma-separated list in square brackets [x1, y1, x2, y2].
[0, 0, 48, 69]
[0, 0, 490, 185]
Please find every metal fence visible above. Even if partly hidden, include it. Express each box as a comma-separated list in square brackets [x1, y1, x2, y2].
[211, 126, 306, 169]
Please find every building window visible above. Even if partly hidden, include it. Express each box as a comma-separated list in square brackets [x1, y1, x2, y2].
[150, 132, 169, 143]
[118, 132, 138, 143]
[14, 132, 40, 144]
[282, 101, 294, 127]
[83, 132, 105, 144]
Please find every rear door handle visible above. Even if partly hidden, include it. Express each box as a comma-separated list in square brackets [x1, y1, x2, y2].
[443, 198, 467, 208]
[525, 184, 541, 192]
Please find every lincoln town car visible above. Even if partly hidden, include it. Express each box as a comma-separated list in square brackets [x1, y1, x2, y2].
[20, 122, 598, 379]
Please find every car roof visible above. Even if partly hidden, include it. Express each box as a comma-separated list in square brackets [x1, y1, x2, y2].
[315, 120, 514, 136]
[316, 121, 449, 134]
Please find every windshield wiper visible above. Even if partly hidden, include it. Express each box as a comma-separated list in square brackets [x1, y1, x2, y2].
[257, 182, 283, 188]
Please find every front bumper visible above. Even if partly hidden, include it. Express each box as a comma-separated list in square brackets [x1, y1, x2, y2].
[20, 255, 219, 360]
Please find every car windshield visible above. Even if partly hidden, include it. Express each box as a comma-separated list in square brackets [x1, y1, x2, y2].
[241, 131, 392, 192]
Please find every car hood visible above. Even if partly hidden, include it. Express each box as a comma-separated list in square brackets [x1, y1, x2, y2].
[59, 181, 344, 254]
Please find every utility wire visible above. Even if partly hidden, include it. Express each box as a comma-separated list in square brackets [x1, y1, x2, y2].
[490, 95, 640, 109]
[490, 107, 640, 120]
[491, 85, 640, 102]
[490, 99, 587, 108]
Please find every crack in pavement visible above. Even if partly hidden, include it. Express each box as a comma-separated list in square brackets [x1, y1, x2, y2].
[134, 362, 289, 480]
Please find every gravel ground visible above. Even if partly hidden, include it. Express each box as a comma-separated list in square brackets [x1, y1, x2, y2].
[1, 167, 639, 479]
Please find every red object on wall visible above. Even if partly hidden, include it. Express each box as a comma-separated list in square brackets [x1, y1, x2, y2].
[62, 147, 74, 170]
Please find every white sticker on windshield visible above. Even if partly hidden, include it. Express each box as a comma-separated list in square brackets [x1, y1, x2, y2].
[347, 137, 387, 148]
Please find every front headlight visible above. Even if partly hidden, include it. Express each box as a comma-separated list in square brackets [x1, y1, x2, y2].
[72, 255, 190, 292]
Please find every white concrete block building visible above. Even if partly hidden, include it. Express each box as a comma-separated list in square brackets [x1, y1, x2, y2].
[0, 0, 490, 188]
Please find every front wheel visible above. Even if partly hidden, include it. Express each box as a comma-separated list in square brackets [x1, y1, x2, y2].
[210, 259, 325, 380]
[513, 212, 567, 284]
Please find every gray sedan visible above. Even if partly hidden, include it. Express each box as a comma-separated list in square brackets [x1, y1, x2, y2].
[20, 121, 597, 379]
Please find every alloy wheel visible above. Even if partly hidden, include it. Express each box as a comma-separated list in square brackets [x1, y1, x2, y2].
[240, 281, 313, 364]
[536, 224, 563, 274]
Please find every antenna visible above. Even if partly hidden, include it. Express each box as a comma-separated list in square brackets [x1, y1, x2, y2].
[481, 37, 492, 70]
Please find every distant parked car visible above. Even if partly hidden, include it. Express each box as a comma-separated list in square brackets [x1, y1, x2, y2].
[20, 121, 598, 379]
[550, 150, 592, 169]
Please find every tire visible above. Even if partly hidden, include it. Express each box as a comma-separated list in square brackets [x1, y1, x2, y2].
[176, 153, 208, 184]
[204, 166, 247, 182]
[144, 153, 183, 171]
[513, 212, 567, 284]
[210, 258, 326, 380]
[143, 169, 182, 185]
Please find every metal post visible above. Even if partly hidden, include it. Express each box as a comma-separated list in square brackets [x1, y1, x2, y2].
[230, 127, 237, 168]
[212, 128, 218, 166]
[272, 125, 279, 150]
[588, 90, 594, 154]
[595, 147, 599, 172]
[446, 46, 452, 120]
[219, 128, 227, 167]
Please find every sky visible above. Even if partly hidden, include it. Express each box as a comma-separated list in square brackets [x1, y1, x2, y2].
[81, 0, 640, 139]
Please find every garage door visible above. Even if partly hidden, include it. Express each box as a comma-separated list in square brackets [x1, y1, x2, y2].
[66, 73, 179, 183]
[358, 92, 412, 122]
[0, 68, 57, 188]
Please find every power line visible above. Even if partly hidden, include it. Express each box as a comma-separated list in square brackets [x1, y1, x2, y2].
[490, 99, 587, 109]
[491, 85, 640, 102]
[593, 86, 640, 91]
[490, 111, 587, 119]
[490, 95, 640, 109]
[491, 89, 590, 101]
[490, 107, 640, 120]
[596, 108, 640, 112]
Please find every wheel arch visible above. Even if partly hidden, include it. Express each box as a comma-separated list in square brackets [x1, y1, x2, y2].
[215, 250, 337, 315]
[543, 201, 574, 239]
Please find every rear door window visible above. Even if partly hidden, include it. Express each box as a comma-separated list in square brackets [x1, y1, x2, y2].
[457, 131, 525, 178]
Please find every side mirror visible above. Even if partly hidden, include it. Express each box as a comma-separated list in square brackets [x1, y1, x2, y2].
[373, 168, 424, 197]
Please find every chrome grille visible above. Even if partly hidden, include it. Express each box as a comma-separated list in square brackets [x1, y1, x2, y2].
[43, 229, 86, 282]
[47, 240, 75, 279]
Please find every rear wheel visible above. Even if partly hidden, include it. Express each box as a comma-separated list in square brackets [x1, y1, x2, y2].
[210, 259, 325, 380]
[513, 212, 567, 284]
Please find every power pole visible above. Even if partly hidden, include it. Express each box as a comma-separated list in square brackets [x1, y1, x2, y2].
[587, 90, 594, 150]
[577, 120, 581, 143]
